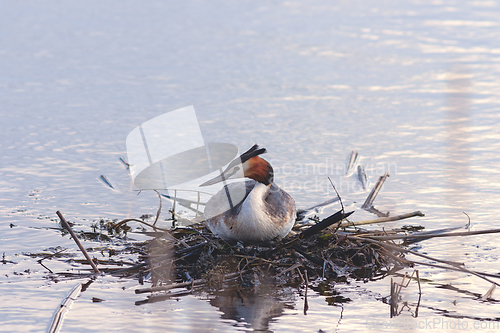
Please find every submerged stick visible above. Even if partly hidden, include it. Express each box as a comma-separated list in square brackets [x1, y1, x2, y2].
[362, 171, 389, 209]
[48, 283, 82, 333]
[135, 289, 192, 305]
[56, 211, 100, 274]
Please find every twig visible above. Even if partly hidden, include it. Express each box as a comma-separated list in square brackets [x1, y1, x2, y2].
[379, 247, 411, 266]
[115, 189, 170, 232]
[304, 269, 309, 315]
[362, 228, 500, 241]
[328, 177, 344, 215]
[362, 171, 389, 209]
[38, 260, 53, 274]
[482, 284, 496, 300]
[300, 210, 354, 238]
[352, 235, 500, 288]
[296, 267, 305, 284]
[56, 211, 100, 274]
[327, 177, 346, 233]
[109, 262, 148, 276]
[119, 157, 130, 168]
[297, 198, 340, 221]
[37, 248, 68, 274]
[416, 270, 421, 295]
[293, 246, 324, 266]
[390, 270, 421, 318]
[390, 277, 397, 317]
[276, 262, 303, 278]
[135, 289, 192, 305]
[464, 211, 471, 230]
[339, 211, 424, 228]
[113, 218, 170, 232]
[408, 260, 500, 288]
[153, 190, 162, 227]
[99, 175, 116, 190]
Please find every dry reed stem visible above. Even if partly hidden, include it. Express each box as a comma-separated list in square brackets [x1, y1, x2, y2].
[349, 236, 464, 267]
[362, 171, 389, 209]
[337, 211, 424, 228]
[57, 211, 100, 274]
[355, 235, 500, 288]
[362, 228, 500, 241]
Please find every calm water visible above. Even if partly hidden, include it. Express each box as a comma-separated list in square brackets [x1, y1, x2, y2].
[1, 0, 500, 332]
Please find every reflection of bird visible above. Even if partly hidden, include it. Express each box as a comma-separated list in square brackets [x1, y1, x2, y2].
[200, 144, 295, 242]
[209, 285, 285, 331]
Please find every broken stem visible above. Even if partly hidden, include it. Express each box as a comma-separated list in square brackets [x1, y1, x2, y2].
[56, 211, 100, 274]
[362, 228, 500, 241]
[362, 171, 389, 209]
[339, 211, 425, 228]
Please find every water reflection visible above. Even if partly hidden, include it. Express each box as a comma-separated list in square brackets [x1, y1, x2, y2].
[387, 270, 422, 318]
[206, 279, 355, 331]
[445, 65, 472, 208]
[209, 283, 288, 332]
[2, 0, 500, 331]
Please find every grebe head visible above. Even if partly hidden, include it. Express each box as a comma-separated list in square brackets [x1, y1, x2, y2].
[200, 144, 274, 187]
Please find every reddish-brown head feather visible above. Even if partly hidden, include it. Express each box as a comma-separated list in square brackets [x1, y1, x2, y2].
[244, 156, 273, 185]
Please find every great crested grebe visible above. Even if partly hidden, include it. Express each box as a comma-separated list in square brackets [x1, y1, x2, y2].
[200, 144, 296, 243]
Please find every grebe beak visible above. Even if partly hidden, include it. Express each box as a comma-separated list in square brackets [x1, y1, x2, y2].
[199, 164, 244, 187]
[200, 173, 227, 187]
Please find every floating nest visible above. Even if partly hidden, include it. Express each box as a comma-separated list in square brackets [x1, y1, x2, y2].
[132, 209, 411, 302]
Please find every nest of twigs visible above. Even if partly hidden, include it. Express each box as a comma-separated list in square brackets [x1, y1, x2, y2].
[136, 210, 401, 299]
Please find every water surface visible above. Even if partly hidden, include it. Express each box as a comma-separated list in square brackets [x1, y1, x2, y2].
[1, 0, 500, 332]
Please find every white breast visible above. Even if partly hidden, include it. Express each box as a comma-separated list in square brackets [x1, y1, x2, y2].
[204, 180, 296, 242]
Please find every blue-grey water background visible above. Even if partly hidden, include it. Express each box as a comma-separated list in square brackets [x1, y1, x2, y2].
[1, 0, 500, 332]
